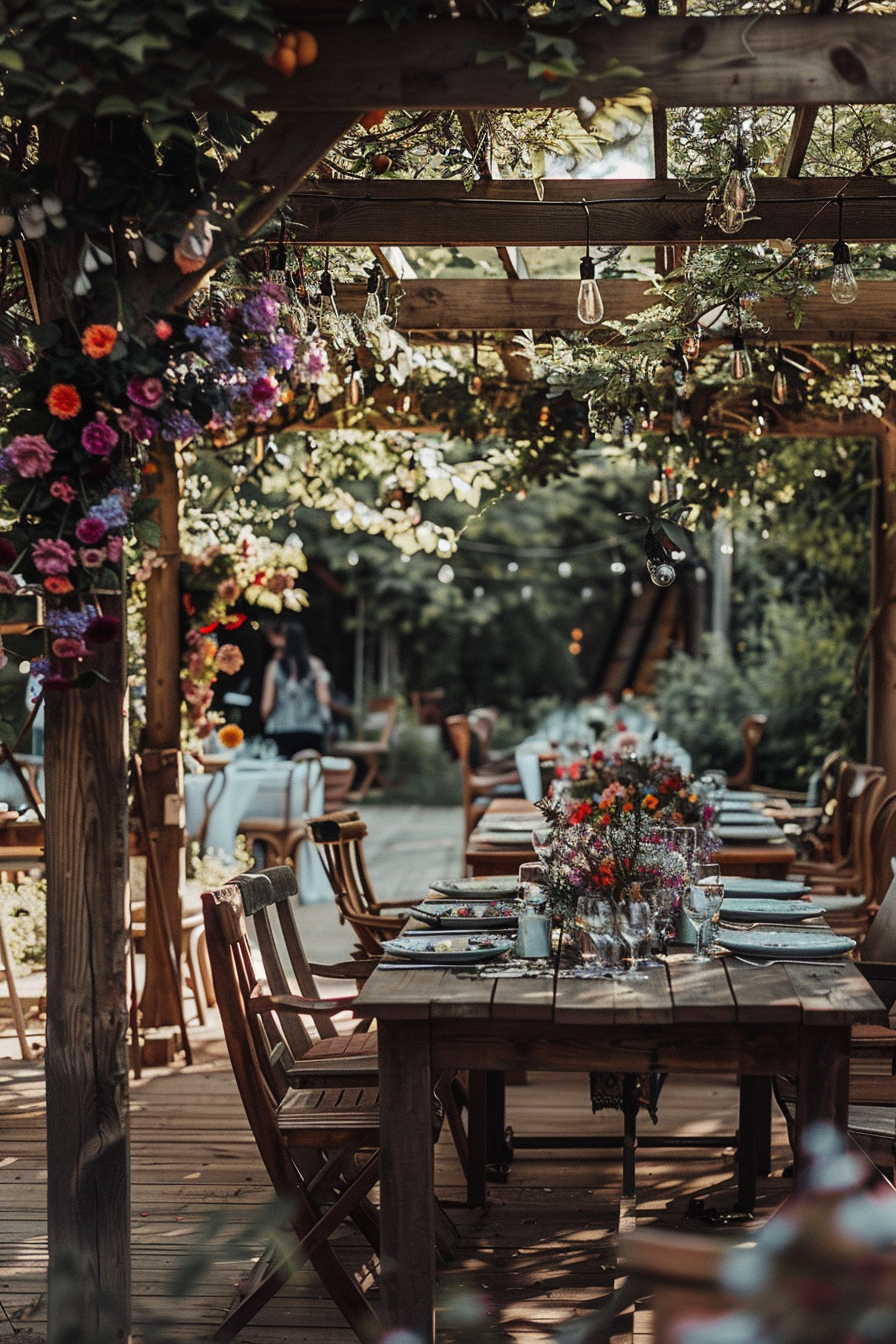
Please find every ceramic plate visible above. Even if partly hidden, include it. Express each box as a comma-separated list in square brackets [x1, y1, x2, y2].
[381, 934, 514, 964]
[475, 829, 550, 847]
[717, 810, 773, 825]
[714, 824, 785, 842]
[429, 877, 518, 898]
[412, 899, 518, 930]
[478, 814, 545, 832]
[722, 790, 768, 803]
[720, 898, 822, 924]
[722, 877, 810, 898]
[716, 928, 855, 959]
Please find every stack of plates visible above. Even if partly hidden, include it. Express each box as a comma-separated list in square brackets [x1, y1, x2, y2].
[722, 876, 810, 898]
[714, 822, 786, 842]
[720, 897, 822, 923]
[716, 928, 855, 960]
[429, 877, 518, 898]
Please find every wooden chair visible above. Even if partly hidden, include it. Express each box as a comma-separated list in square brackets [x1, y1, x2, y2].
[339, 698, 398, 801]
[307, 811, 409, 957]
[803, 772, 889, 939]
[725, 713, 767, 790]
[794, 760, 885, 877]
[202, 873, 383, 1342]
[237, 751, 322, 871]
[322, 757, 354, 813]
[445, 713, 522, 841]
[468, 706, 520, 774]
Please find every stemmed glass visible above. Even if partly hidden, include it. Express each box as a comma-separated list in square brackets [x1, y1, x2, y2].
[617, 892, 652, 976]
[697, 862, 723, 953]
[683, 878, 725, 960]
[577, 895, 620, 976]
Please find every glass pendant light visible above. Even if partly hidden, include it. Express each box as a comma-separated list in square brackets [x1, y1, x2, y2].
[362, 262, 382, 324]
[771, 345, 789, 405]
[847, 336, 864, 391]
[728, 321, 752, 381]
[317, 254, 342, 339]
[831, 198, 858, 305]
[712, 120, 755, 236]
[577, 202, 603, 325]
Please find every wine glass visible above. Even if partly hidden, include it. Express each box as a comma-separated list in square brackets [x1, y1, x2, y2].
[696, 863, 723, 951]
[617, 894, 651, 976]
[683, 880, 725, 960]
[580, 895, 620, 976]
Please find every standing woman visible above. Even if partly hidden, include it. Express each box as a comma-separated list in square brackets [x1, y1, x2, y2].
[260, 622, 330, 757]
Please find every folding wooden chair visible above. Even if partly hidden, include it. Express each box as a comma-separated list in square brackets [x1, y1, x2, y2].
[307, 811, 410, 957]
[238, 751, 322, 871]
[202, 874, 383, 1341]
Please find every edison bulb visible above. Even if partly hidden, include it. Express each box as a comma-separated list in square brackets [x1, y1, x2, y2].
[728, 334, 752, 381]
[771, 367, 788, 405]
[362, 290, 381, 324]
[830, 239, 857, 304]
[577, 256, 603, 325]
[721, 164, 755, 215]
[647, 559, 676, 588]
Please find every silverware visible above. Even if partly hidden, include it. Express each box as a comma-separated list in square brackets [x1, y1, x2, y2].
[719, 920, 822, 931]
[733, 955, 848, 968]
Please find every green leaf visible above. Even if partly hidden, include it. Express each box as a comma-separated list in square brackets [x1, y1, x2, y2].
[117, 32, 171, 63]
[94, 95, 139, 116]
[0, 48, 25, 72]
[135, 519, 161, 548]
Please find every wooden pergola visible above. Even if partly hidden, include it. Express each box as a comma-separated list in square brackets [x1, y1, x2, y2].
[32, 5, 896, 1339]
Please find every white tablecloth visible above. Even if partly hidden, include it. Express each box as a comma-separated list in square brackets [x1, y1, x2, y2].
[184, 756, 351, 904]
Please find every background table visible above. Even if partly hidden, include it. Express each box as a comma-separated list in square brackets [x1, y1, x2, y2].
[465, 798, 797, 878]
[356, 950, 884, 1341]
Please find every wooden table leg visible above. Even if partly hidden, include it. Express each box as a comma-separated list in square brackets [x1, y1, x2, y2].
[467, 1070, 488, 1207]
[755, 1075, 772, 1177]
[737, 1076, 762, 1211]
[378, 1018, 436, 1341]
[794, 1024, 851, 1186]
[485, 1070, 506, 1173]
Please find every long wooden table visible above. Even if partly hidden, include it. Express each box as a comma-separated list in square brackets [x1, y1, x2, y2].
[465, 798, 797, 878]
[355, 950, 885, 1340]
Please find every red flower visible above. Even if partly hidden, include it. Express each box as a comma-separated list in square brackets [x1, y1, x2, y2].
[224, 613, 247, 629]
[44, 576, 73, 595]
[568, 801, 592, 825]
[85, 616, 120, 646]
[46, 383, 82, 419]
[81, 324, 118, 359]
[199, 621, 219, 634]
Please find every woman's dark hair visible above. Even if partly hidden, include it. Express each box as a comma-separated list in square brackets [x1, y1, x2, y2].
[283, 623, 311, 681]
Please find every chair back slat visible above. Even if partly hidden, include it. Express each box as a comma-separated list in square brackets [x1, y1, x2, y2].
[275, 902, 338, 1039]
[308, 812, 403, 955]
[870, 791, 896, 916]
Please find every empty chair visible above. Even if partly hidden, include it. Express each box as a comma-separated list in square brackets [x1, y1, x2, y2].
[237, 751, 322, 871]
[338, 697, 398, 801]
[445, 713, 522, 841]
[308, 811, 409, 956]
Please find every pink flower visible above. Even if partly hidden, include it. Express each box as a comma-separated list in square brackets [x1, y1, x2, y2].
[106, 536, 123, 562]
[118, 407, 156, 442]
[79, 546, 106, 568]
[249, 374, 279, 410]
[76, 517, 106, 545]
[126, 375, 164, 409]
[51, 637, 87, 659]
[154, 320, 172, 341]
[81, 413, 119, 457]
[32, 538, 75, 575]
[49, 478, 77, 503]
[215, 643, 244, 675]
[6, 433, 54, 477]
[0, 573, 18, 594]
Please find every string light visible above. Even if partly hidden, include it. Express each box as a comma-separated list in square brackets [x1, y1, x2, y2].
[728, 317, 752, 382]
[770, 345, 788, 405]
[831, 197, 858, 305]
[847, 336, 864, 392]
[713, 118, 755, 235]
[577, 201, 603, 325]
[362, 262, 382, 323]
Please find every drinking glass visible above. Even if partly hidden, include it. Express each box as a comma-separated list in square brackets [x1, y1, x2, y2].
[617, 894, 651, 976]
[683, 881, 725, 960]
[579, 895, 620, 975]
[696, 864, 723, 951]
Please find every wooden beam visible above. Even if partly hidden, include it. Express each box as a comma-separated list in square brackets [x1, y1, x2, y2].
[781, 107, 820, 177]
[339, 278, 896, 341]
[289, 178, 895, 247]
[251, 14, 896, 111]
[45, 593, 130, 1338]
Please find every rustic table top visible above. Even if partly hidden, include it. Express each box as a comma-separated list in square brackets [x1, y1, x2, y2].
[355, 946, 885, 1027]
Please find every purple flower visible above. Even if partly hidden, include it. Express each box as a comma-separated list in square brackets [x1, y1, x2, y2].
[126, 375, 164, 409]
[118, 406, 156, 442]
[241, 293, 279, 334]
[185, 323, 231, 362]
[81, 413, 118, 457]
[89, 495, 129, 530]
[258, 280, 286, 302]
[265, 331, 296, 371]
[162, 409, 201, 444]
[76, 516, 107, 545]
[248, 375, 279, 411]
[47, 608, 93, 637]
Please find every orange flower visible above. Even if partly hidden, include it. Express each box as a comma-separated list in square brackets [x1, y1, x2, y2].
[218, 723, 244, 750]
[644, 794, 658, 811]
[44, 575, 73, 595]
[81, 324, 118, 359]
[46, 383, 82, 419]
[622, 800, 634, 813]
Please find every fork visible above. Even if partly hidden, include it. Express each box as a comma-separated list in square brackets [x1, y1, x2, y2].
[733, 955, 849, 968]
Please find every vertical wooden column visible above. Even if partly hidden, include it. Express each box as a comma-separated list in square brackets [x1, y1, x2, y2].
[868, 418, 896, 786]
[45, 591, 130, 1338]
[140, 444, 186, 1027]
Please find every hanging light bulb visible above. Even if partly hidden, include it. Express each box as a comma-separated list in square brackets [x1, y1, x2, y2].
[682, 331, 701, 361]
[317, 256, 342, 339]
[362, 262, 382, 323]
[577, 202, 603, 325]
[467, 331, 482, 395]
[728, 327, 752, 382]
[709, 121, 755, 236]
[302, 385, 320, 422]
[847, 336, 864, 392]
[830, 196, 858, 305]
[647, 558, 676, 587]
[347, 358, 364, 406]
[770, 345, 789, 405]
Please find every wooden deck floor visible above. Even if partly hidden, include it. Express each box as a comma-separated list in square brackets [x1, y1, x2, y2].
[0, 806, 794, 1342]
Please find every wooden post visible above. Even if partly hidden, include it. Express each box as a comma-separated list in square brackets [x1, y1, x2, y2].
[140, 444, 186, 1028]
[44, 591, 130, 1338]
[868, 417, 896, 786]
